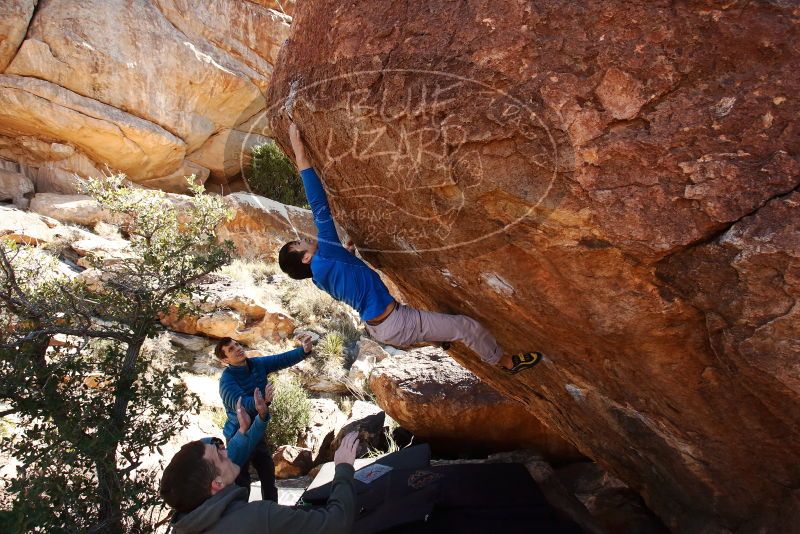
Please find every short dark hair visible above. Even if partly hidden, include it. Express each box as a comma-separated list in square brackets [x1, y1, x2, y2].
[214, 337, 234, 361]
[160, 441, 217, 514]
[278, 241, 312, 280]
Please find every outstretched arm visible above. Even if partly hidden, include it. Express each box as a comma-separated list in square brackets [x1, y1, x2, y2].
[251, 334, 312, 374]
[289, 123, 342, 248]
[266, 433, 359, 533]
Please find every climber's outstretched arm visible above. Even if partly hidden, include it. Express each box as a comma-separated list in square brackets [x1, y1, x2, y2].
[289, 123, 342, 248]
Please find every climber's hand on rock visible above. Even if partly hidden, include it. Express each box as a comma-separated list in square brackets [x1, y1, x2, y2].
[334, 432, 360, 466]
[289, 123, 311, 170]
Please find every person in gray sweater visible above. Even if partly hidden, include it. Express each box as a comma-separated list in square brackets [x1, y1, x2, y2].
[160, 432, 360, 533]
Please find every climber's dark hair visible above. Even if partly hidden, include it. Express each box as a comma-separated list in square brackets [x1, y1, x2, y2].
[160, 440, 217, 514]
[278, 241, 312, 280]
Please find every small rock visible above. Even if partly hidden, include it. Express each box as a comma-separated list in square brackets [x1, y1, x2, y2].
[556, 462, 668, 534]
[29, 193, 113, 227]
[0, 206, 56, 245]
[273, 445, 314, 479]
[347, 337, 388, 392]
[326, 400, 385, 461]
[167, 332, 212, 352]
[298, 398, 346, 463]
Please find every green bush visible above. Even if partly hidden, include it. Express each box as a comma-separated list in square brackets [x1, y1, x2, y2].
[267, 375, 311, 448]
[247, 141, 308, 208]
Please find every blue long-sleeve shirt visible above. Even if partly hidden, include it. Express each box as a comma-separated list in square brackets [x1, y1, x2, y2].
[202, 413, 268, 467]
[218, 347, 306, 440]
[300, 167, 395, 322]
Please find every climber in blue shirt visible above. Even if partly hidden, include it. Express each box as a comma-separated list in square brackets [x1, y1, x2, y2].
[278, 123, 541, 375]
[214, 335, 312, 501]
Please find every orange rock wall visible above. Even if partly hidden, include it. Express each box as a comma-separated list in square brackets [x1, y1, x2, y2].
[266, 1, 800, 531]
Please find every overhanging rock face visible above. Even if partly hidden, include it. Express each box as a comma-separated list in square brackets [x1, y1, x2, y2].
[266, 2, 800, 531]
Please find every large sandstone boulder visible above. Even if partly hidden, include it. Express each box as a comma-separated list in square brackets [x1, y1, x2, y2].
[0, 0, 290, 192]
[0, 75, 186, 181]
[267, 2, 800, 531]
[370, 346, 583, 459]
[186, 130, 270, 182]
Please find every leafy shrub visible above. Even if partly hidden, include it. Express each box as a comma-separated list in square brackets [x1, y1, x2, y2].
[266, 374, 311, 448]
[246, 141, 308, 208]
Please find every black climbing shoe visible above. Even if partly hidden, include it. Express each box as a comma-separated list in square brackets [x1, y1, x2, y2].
[504, 351, 543, 374]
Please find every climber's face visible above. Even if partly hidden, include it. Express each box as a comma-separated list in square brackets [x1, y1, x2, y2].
[221, 340, 247, 366]
[291, 239, 317, 264]
[203, 440, 240, 494]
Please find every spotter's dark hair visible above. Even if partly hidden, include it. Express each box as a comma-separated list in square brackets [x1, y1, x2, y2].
[160, 440, 217, 514]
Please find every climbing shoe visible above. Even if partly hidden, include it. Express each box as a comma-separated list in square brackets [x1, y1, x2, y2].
[504, 351, 543, 374]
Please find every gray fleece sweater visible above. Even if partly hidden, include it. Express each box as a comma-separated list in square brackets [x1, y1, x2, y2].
[170, 464, 356, 534]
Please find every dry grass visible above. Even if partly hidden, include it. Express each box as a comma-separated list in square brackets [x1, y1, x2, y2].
[217, 258, 281, 287]
[93, 221, 122, 239]
[209, 406, 227, 428]
[279, 279, 363, 348]
[280, 281, 338, 323]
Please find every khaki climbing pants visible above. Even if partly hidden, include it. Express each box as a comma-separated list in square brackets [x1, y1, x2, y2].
[365, 304, 503, 365]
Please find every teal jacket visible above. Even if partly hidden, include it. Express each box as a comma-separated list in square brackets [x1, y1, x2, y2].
[218, 348, 306, 440]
